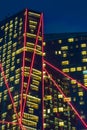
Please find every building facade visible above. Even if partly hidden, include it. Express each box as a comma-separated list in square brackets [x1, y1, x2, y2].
[0, 9, 87, 130]
[0, 9, 44, 130]
[44, 33, 87, 130]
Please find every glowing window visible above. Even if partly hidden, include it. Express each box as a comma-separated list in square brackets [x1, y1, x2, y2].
[58, 94, 63, 98]
[68, 38, 74, 42]
[77, 67, 82, 71]
[84, 74, 87, 78]
[62, 53, 67, 57]
[59, 121, 64, 126]
[84, 79, 87, 83]
[78, 92, 83, 96]
[62, 68, 69, 72]
[58, 40, 62, 44]
[70, 68, 76, 72]
[43, 42, 46, 46]
[10, 20, 13, 24]
[10, 76, 14, 81]
[9, 24, 13, 28]
[45, 95, 52, 100]
[58, 107, 63, 112]
[58, 51, 61, 54]
[15, 79, 20, 84]
[62, 60, 69, 65]
[71, 80, 76, 84]
[17, 59, 20, 64]
[83, 66, 86, 70]
[13, 33, 17, 38]
[81, 51, 86, 55]
[55, 51, 57, 55]
[8, 104, 12, 110]
[84, 83, 87, 86]
[53, 108, 57, 113]
[47, 109, 50, 113]
[79, 101, 84, 105]
[82, 58, 87, 62]
[61, 46, 68, 50]
[81, 43, 86, 48]
[73, 97, 76, 102]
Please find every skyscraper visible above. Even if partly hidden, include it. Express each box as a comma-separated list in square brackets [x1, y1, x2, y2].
[0, 9, 44, 130]
[1, 8, 87, 130]
[44, 33, 87, 130]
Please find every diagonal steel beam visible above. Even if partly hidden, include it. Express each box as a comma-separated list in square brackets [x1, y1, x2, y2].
[22, 13, 43, 119]
[45, 68, 87, 128]
[0, 64, 20, 125]
[44, 60, 87, 91]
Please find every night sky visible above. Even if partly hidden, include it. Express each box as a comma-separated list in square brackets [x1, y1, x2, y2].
[0, 0, 87, 33]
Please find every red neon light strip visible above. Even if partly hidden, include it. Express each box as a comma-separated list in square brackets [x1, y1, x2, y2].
[0, 120, 19, 125]
[20, 8, 28, 124]
[22, 14, 42, 118]
[41, 13, 44, 130]
[0, 64, 19, 123]
[0, 120, 26, 130]
[44, 60, 87, 91]
[44, 68, 87, 128]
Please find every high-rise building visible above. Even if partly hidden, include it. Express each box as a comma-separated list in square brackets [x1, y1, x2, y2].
[1, 8, 87, 130]
[0, 9, 44, 130]
[44, 33, 87, 130]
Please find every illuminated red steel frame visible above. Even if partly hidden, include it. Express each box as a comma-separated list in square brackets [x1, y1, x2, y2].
[21, 13, 43, 118]
[1, 8, 87, 130]
[0, 64, 26, 130]
[0, 9, 44, 130]
[44, 61, 87, 128]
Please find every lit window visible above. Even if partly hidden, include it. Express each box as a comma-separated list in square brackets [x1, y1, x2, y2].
[59, 121, 64, 126]
[17, 59, 20, 64]
[76, 45, 79, 48]
[55, 51, 57, 55]
[45, 95, 52, 100]
[73, 97, 76, 102]
[47, 109, 50, 113]
[84, 74, 87, 78]
[61, 60, 69, 65]
[55, 51, 61, 55]
[62, 68, 69, 72]
[13, 33, 17, 38]
[10, 20, 13, 24]
[79, 101, 84, 105]
[71, 80, 76, 84]
[68, 38, 74, 42]
[81, 51, 86, 55]
[77, 67, 82, 71]
[78, 92, 83, 96]
[70, 67, 76, 72]
[15, 79, 20, 84]
[62, 53, 67, 57]
[58, 40, 62, 44]
[83, 66, 86, 70]
[61, 46, 68, 50]
[84, 79, 87, 83]
[64, 97, 71, 102]
[58, 51, 61, 54]
[81, 43, 86, 48]
[58, 107, 63, 112]
[84, 83, 87, 86]
[82, 58, 87, 62]
[83, 70, 87, 75]
[43, 42, 46, 46]
[58, 94, 63, 98]
[53, 108, 57, 113]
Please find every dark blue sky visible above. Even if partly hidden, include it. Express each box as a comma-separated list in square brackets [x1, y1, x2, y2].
[0, 0, 87, 33]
